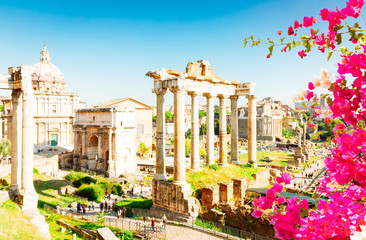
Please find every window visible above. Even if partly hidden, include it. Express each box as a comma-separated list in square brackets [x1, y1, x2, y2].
[93, 116, 95, 121]
[137, 124, 144, 134]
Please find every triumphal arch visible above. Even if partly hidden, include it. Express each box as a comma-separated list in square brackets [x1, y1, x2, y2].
[0, 66, 50, 237]
[146, 60, 257, 216]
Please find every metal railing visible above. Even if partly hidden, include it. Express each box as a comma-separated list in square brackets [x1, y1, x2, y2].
[43, 204, 166, 239]
[123, 207, 276, 240]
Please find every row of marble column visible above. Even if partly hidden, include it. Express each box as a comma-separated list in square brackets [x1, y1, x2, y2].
[154, 88, 257, 186]
[9, 89, 38, 210]
[73, 127, 114, 176]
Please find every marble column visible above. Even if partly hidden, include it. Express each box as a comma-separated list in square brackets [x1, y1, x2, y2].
[20, 82, 38, 211]
[172, 88, 186, 185]
[9, 90, 22, 196]
[154, 90, 167, 180]
[73, 129, 79, 169]
[107, 129, 115, 177]
[205, 94, 215, 165]
[81, 127, 87, 169]
[218, 95, 228, 166]
[303, 122, 307, 144]
[97, 128, 103, 171]
[247, 95, 257, 167]
[189, 92, 200, 170]
[230, 96, 240, 164]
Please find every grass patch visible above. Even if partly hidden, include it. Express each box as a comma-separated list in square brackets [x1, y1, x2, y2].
[0, 200, 48, 240]
[194, 219, 240, 238]
[187, 165, 263, 192]
[240, 151, 293, 166]
[116, 197, 153, 209]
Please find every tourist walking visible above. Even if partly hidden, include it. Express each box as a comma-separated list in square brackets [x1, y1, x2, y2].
[162, 214, 167, 229]
[160, 219, 163, 232]
[117, 209, 121, 219]
[100, 202, 104, 213]
[152, 217, 156, 233]
[82, 204, 86, 214]
[88, 202, 91, 211]
[92, 201, 95, 211]
[77, 203, 81, 214]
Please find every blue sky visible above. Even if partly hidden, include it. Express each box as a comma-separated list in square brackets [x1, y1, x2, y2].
[0, 0, 345, 107]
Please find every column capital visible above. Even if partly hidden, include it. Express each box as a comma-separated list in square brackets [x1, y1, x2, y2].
[170, 86, 185, 93]
[246, 94, 257, 100]
[187, 91, 201, 97]
[230, 95, 239, 100]
[203, 93, 217, 99]
[218, 94, 229, 100]
[98, 128, 104, 134]
[82, 127, 87, 133]
[153, 88, 167, 95]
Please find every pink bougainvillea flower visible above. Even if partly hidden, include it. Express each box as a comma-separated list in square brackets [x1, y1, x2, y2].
[308, 81, 315, 90]
[288, 26, 295, 35]
[352, 38, 358, 44]
[314, 108, 333, 118]
[308, 123, 316, 128]
[277, 30, 282, 35]
[293, 90, 307, 101]
[312, 17, 318, 23]
[312, 69, 332, 89]
[294, 20, 301, 29]
[298, 50, 307, 59]
[305, 90, 314, 101]
[252, 209, 263, 218]
[303, 16, 314, 27]
[281, 45, 287, 53]
[325, 117, 331, 124]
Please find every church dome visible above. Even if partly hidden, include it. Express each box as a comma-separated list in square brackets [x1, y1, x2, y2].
[33, 44, 65, 93]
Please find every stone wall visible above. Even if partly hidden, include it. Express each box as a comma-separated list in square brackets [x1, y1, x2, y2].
[57, 220, 96, 240]
[249, 169, 279, 188]
[152, 180, 198, 217]
[201, 186, 219, 209]
[59, 152, 73, 168]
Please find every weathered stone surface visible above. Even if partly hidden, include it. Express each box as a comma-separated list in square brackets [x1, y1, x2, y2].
[58, 186, 76, 196]
[69, 202, 77, 208]
[201, 185, 219, 210]
[152, 180, 198, 217]
[97, 227, 119, 240]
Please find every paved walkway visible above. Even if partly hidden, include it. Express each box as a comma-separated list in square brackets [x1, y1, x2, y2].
[285, 149, 329, 191]
[63, 205, 226, 240]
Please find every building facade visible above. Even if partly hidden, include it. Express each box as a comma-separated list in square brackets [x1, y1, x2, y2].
[73, 107, 137, 177]
[2, 45, 79, 148]
[96, 98, 152, 148]
[238, 97, 286, 141]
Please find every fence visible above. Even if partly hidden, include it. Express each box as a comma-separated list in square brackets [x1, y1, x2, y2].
[43, 204, 166, 239]
[124, 207, 275, 240]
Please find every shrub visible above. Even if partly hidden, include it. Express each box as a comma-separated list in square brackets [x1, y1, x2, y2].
[97, 179, 113, 194]
[76, 184, 104, 201]
[73, 176, 97, 188]
[65, 171, 89, 183]
[33, 168, 39, 174]
[112, 184, 124, 196]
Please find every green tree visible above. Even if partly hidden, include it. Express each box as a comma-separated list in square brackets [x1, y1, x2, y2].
[214, 105, 219, 113]
[165, 111, 173, 122]
[199, 111, 207, 118]
[0, 139, 11, 161]
[200, 123, 206, 135]
[137, 142, 150, 159]
[185, 128, 191, 139]
[282, 128, 294, 139]
[152, 115, 157, 123]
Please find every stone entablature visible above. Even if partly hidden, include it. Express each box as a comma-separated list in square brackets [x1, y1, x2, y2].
[72, 107, 137, 177]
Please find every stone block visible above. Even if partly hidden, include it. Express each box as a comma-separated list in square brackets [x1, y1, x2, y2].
[186, 62, 202, 76]
[97, 227, 119, 240]
[233, 179, 248, 203]
[219, 182, 233, 204]
[201, 185, 219, 209]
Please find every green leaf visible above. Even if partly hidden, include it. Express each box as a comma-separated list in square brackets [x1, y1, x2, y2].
[287, 43, 292, 51]
[268, 45, 274, 55]
[353, 22, 361, 29]
[244, 39, 248, 47]
[333, 25, 345, 32]
[359, 35, 366, 45]
[326, 97, 333, 105]
[335, 33, 342, 45]
[327, 51, 333, 61]
[302, 102, 307, 107]
[268, 40, 274, 44]
[280, 37, 285, 43]
[312, 29, 320, 35]
[340, 46, 347, 54]
[329, 83, 335, 91]
[301, 34, 311, 40]
[250, 35, 254, 40]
